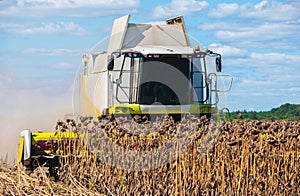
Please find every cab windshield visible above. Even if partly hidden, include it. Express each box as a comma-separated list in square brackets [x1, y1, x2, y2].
[114, 54, 208, 105]
[138, 56, 190, 105]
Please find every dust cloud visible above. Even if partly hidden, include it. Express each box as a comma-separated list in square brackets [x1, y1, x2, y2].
[0, 89, 73, 165]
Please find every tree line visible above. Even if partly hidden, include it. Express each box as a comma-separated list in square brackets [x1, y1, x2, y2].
[230, 103, 300, 121]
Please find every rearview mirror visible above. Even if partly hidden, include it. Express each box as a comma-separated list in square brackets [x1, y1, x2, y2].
[216, 56, 222, 72]
[107, 55, 114, 70]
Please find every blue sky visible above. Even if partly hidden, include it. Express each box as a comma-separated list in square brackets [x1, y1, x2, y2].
[1, 0, 300, 114]
[0, 0, 299, 161]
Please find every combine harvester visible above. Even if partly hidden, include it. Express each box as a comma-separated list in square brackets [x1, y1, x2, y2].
[18, 15, 232, 171]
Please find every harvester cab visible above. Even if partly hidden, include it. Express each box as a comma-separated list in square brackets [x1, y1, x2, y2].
[18, 15, 232, 171]
[79, 15, 232, 120]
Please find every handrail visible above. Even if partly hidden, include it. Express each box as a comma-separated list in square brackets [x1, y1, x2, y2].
[208, 73, 233, 92]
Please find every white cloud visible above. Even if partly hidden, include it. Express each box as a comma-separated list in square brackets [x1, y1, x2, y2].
[240, 0, 299, 21]
[209, 3, 239, 18]
[241, 79, 273, 86]
[199, 22, 247, 32]
[51, 62, 75, 69]
[249, 53, 300, 66]
[199, 20, 300, 50]
[201, 1, 300, 50]
[0, 0, 140, 17]
[215, 22, 299, 42]
[0, 22, 89, 35]
[224, 52, 300, 72]
[228, 73, 300, 111]
[285, 0, 300, 7]
[151, 0, 208, 19]
[222, 49, 300, 110]
[23, 48, 83, 56]
[0, 0, 14, 7]
[209, 0, 300, 21]
[208, 43, 247, 57]
[208, 0, 299, 58]
[15, 0, 138, 8]
[254, 0, 269, 10]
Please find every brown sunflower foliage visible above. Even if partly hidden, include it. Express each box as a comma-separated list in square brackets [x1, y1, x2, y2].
[1, 115, 300, 195]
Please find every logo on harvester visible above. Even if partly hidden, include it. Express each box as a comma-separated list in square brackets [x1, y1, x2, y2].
[72, 20, 229, 171]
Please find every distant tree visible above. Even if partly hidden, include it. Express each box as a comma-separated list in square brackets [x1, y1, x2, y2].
[230, 103, 300, 121]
